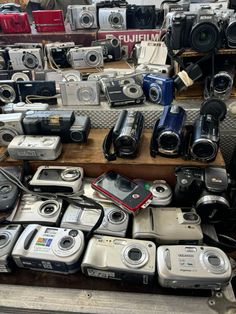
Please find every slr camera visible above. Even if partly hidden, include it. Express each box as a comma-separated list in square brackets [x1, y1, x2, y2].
[0, 13, 31, 34]
[92, 37, 122, 62]
[45, 42, 75, 69]
[67, 5, 97, 29]
[126, 5, 156, 29]
[12, 224, 85, 274]
[133, 207, 203, 244]
[82, 235, 156, 284]
[98, 7, 127, 30]
[143, 73, 174, 106]
[0, 113, 24, 146]
[67, 46, 104, 69]
[8, 48, 43, 71]
[157, 245, 232, 290]
[175, 166, 230, 223]
[2, 102, 49, 113]
[0, 80, 19, 105]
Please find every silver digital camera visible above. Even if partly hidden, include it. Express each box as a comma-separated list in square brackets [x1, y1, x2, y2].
[2, 102, 49, 113]
[7, 135, 62, 160]
[61, 202, 129, 237]
[0, 225, 22, 273]
[29, 165, 84, 193]
[60, 80, 100, 106]
[82, 235, 156, 284]
[98, 7, 127, 30]
[12, 224, 85, 274]
[8, 48, 43, 71]
[132, 207, 203, 244]
[0, 112, 24, 146]
[157, 245, 232, 290]
[67, 5, 97, 29]
[67, 46, 104, 69]
[45, 70, 82, 83]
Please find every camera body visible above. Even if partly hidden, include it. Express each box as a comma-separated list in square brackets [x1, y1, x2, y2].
[91, 38, 122, 62]
[12, 224, 85, 274]
[126, 5, 156, 29]
[157, 245, 232, 290]
[8, 48, 43, 71]
[149, 180, 172, 206]
[67, 5, 97, 30]
[0, 13, 31, 34]
[82, 235, 156, 284]
[226, 14, 236, 48]
[0, 80, 19, 105]
[32, 10, 65, 32]
[67, 46, 104, 69]
[0, 225, 22, 273]
[46, 42, 75, 69]
[0, 113, 24, 146]
[98, 7, 127, 30]
[143, 74, 174, 106]
[133, 207, 203, 244]
[2, 102, 49, 113]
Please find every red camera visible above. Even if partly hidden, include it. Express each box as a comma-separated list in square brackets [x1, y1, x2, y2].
[0, 13, 31, 34]
[32, 10, 65, 33]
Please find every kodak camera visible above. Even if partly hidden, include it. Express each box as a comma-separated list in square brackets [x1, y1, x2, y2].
[0, 113, 24, 146]
[133, 207, 203, 244]
[2, 102, 49, 113]
[7, 135, 62, 161]
[0, 225, 22, 273]
[98, 7, 127, 30]
[45, 42, 75, 69]
[67, 46, 104, 69]
[91, 38, 122, 62]
[0, 80, 19, 105]
[0, 13, 31, 34]
[29, 165, 84, 193]
[157, 245, 232, 290]
[32, 10, 65, 32]
[12, 224, 85, 274]
[126, 5, 156, 29]
[8, 48, 43, 71]
[82, 235, 156, 284]
[67, 5, 97, 29]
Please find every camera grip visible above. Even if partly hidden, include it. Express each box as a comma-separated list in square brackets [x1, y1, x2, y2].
[24, 227, 38, 251]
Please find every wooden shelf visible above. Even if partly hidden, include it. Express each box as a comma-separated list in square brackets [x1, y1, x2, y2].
[179, 48, 236, 58]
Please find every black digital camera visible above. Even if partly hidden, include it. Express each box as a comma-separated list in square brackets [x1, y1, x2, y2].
[103, 110, 144, 160]
[91, 38, 122, 62]
[96, 0, 128, 9]
[126, 5, 156, 29]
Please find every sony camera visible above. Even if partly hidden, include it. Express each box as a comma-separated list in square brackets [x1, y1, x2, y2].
[143, 74, 174, 106]
[8, 48, 43, 71]
[126, 5, 156, 29]
[7, 135, 62, 161]
[32, 10, 65, 32]
[103, 110, 144, 161]
[2, 102, 49, 114]
[61, 202, 129, 237]
[157, 245, 232, 290]
[12, 224, 85, 274]
[67, 46, 104, 69]
[45, 42, 75, 69]
[29, 165, 84, 194]
[0, 80, 19, 105]
[150, 105, 186, 157]
[0, 13, 31, 34]
[133, 207, 203, 244]
[98, 7, 127, 30]
[91, 38, 122, 62]
[0, 225, 22, 273]
[0, 113, 24, 146]
[81, 235, 156, 284]
[67, 5, 97, 30]
[60, 80, 100, 106]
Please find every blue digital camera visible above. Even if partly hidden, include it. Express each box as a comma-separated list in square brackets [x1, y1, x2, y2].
[143, 73, 174, 106]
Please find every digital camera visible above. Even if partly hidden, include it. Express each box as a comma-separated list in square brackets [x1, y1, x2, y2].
[157, 245, 232, 290]
[8, 48, 43, 71]
[98, 7, 127, 30]
[2, 102, 49, 114]
[81, 235, 156, 284]
[91, 37, 122, 62]
[143, 74, 174, 106]
[0, 80, 19, 105]
[0, 225, 22, 273]
[226, 13, 236, 48]
[205, 71, 234, 101]
[45, 42, 75, 69]
[126, 5, 156, 29]
[12, 224, 85, 274]
[150, 105, 186, 157]
[61, 202, 129, 237]
[32, 10, 65, 32]
[60, 80, 100, 106]
[67, 46, 104, 69]
[29, 165, 84, 193]
[0, 13, 31, 34]
[0, 69, 32, 82]
[133, 207, 203, 244]
[45, 70, 82, 83]
[0, 113, 24, 146]
[67, 5, 97, 30]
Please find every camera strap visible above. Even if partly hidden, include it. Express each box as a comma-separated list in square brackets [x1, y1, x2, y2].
[181, 125, 193, 160]
[203, 232, 236, 254]
[103, 126, 117, 161]
[150, 119, 161, 158]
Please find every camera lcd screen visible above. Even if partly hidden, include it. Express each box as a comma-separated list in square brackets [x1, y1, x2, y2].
[96, 172, 137, 201]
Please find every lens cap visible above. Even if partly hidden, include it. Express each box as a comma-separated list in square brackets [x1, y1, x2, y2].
[200, 98, 227, 121]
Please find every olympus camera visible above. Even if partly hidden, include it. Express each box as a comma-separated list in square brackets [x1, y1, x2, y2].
[157, 245, 232, 290]
[81, 235, 156, 284]
[2, 102, 49, 113]
[61, 202, 129, 237]
[12, 224, 85, 274]
[8, 48, 43, 71]
[67, 46, 104, 69]
[92, 38, 122, 62]
[67, 5, 97, 30]
[126, 5, 156, 29]
[0, 80, 19, 105]
[133, 207, 203, 244]
[98, 7, 127, 30]
[0, 113, 24, 146]
[29, 165, 84, 194]
[0, 13, 31, 34]
[150, 105, 186, 157]
[0, 225, 22, 273]
[143, 74, 174, 106]
[45, 42, 75, 69]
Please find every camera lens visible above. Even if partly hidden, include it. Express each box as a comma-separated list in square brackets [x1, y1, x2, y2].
[61, 168, 81, 181]
[191, 141, 216, 160]
[149, 86, 161, 102]
[39, 200, 59, 216]
[78, 87, 94, 102]
[59, 236, 74, 250]
[43, 205, 54, 214]
[89, 54, 97, 63]
[128, 248, 143, 261]
[109, 210, 125, 223]
[208, 255, 221, 267]
[123, 244, 148, 267]
[2, 133, 14, 143]
[213, 73, 232, 94]
[116, 136, 136, 155]
[190, 23, 219, 53]
[156, 186, 165, 193]
[226, 22, 236, 46]
[159, 132, 179, 151]
[0, 233, 9, 247]
[183, 212, 199, 221]
[70, 130, 83, 143]
[2, 90, 11, 99]
[111, 38, 119, 47]
[82, 15, 90, 25]
[23, 52, 38, 69]
[0, 84, 16, 103]
[112, 16, 120, 24]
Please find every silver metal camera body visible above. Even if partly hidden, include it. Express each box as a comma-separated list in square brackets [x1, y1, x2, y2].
[8, 48, 43, 71]
[2, 102, 49, 113]
[67, 5, 97, 30]
[98, 7, 127, 30]
[12, 224, 85, 274]
[0, 112, 24, 146]
[82, 235, 156, 284]
[157, 245, 232, 290]
[67, 46, 104, 69]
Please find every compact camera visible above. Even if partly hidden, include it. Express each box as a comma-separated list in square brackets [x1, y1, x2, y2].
[82, 235, 156, 284]
[29, 165, 84, 193]
[150, 105, 186, 157]
[126, 5, 156, 29]
[0, 13, 31, 34]
[2, 102, 49, 113]
[7, 135, 62, 161]
[32, 10, 65, 32]
[92, 38, 122, 62]
[45, 42, 75, 69]
[0, 80, 19, 105]
[175, 166, 230, 223]
[0, 69, 32, 82]
[67, 46, 104, 69]
[67, 5, 97, 30]
[143, 74, 174, 106]
[60, 80, 100, 106]
[0, 225, 22, 273]
[98, 7, 127, 30]
[9, 193, 63, 226]
[133, 207, 203, 244]
[8, 48, 43, 71]
[12, 224, 85, 274]
[61, 202, 129, 237]
[0, 112, 24, 146]
[157, 245, 232, 290]
[45, 70, 82, 83]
